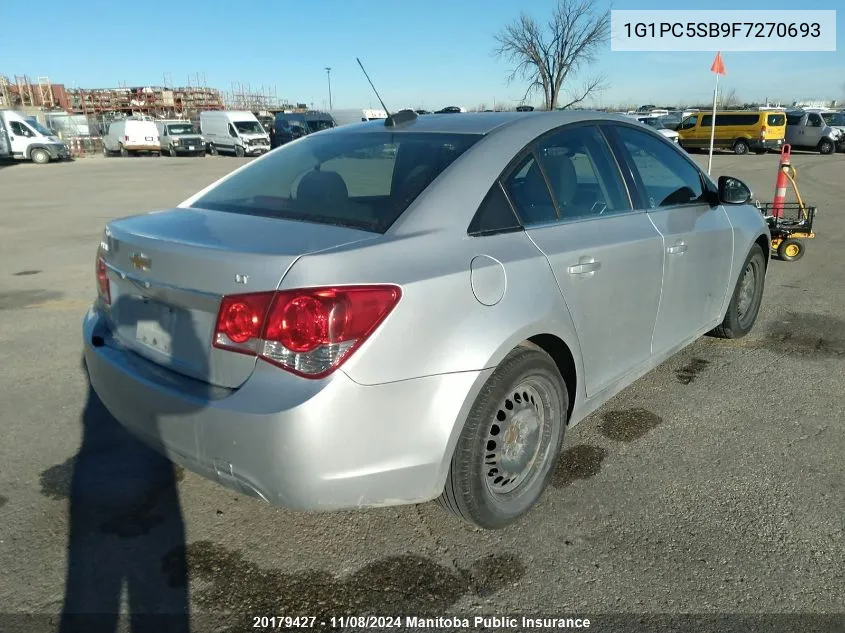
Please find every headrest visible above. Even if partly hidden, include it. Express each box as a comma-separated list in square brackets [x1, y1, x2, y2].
[296, 170, 348, 206]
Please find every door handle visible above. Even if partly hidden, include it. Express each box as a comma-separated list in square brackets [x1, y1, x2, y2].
[567, 257, 601, 276]
[667, 242, 688, 255]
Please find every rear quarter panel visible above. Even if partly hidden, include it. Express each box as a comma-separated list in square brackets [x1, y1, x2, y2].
[279, 228, 585, 390]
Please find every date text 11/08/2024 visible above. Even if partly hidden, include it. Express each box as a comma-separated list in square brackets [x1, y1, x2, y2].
[251, 615, 593, 630]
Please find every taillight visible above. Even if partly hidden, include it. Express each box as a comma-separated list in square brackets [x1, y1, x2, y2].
[213, 285, 401, 378]
[760, 126, 767, 138]
[124, 135, 129, 141]
[96, 255, 111, 304]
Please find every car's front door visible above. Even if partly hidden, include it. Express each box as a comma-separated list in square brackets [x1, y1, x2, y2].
[804, 112, 824, 148]
[511, 124, 664, 398]
[609, 124, 734, 355]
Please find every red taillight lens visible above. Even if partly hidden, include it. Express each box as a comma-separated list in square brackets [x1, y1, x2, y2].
[214, 292, 273, 348]
[213, 286, 401, 378]
[760, 126, 767, 138]
[96, 255, 111, 304]
[124, 135, 129, 141]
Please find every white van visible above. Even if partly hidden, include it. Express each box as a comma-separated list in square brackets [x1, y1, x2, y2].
[0, 110, 71, 164]
[103, 119, 161, 156]
[155, 120, 205, 156]
[199, 111, 270, 157]
[329, 108, 388, 127]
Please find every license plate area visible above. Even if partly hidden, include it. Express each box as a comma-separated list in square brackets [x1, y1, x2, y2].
[135, 299, 174, 355]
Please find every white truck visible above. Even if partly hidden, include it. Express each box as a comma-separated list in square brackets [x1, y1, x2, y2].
[155, 120, 205, 156]
[329, 108, 388, 127]
[0, 110, 71, 164]
[200, 111, 270, 157]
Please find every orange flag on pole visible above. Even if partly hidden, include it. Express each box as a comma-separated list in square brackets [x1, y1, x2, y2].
[711, 51, 726, 75]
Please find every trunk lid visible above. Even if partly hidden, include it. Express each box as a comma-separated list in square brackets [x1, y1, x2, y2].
[102, 207, 377, 388]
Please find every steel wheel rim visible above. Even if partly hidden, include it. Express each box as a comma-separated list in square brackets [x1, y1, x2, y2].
[484, 378, 551, 496]
[737, 261, 757, 320]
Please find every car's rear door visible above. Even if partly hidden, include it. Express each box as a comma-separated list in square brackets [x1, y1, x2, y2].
[513, 123, 664, 398]
[607, 124, 733, 355]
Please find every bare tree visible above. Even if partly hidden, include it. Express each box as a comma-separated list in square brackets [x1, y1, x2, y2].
[495, 0, 610, 111]
[719, 87, 741, 108]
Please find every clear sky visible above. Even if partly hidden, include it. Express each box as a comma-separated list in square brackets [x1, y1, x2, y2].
[3, 0, 842, 109]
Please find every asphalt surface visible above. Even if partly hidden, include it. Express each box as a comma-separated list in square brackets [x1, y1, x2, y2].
[0, 150, 843, 633]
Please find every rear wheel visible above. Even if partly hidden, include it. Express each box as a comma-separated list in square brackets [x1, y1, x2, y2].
[778, 238, 805, 262]
[30, 148, 51, 164]
[733, 139, 749, 155]
[438, 345, 568, 529]
[710, 244, 766, 339]
[818, 138, 835, 155]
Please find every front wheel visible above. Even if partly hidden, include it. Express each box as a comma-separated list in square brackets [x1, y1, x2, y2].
[30, 148, 51, 164]
[234, 145, 245, 158]
[733, 139, 749, 155]
[818, 139, 835, 155]
[710, 243, 766, 339]
[120, 145, 129, 157]
[438, 345, 568, 529]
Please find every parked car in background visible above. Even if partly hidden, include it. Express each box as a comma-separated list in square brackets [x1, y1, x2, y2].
[304, 111, 336, 133]
[200, 111, 270, 157]
[658, 111, 684, 130]
[0, 110, 70, 164]
[84, 111, 769, 529]
[155, 120, 205, 156]
[329, 109, 388, 126]
[677, 110, 786, 154]
[103, 118, 160, 157]
[785, 110, 844, 154]
[436, 106, 466, 113]
[271, 112, 311, 148]
[632, 115, 680, 143]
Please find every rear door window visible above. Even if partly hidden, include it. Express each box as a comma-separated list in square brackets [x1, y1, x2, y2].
[615, 125, 706, 209]
[767, 114, 786, 126]
[536, 125, 630, 220]
[502, 155, 558, 226]
[191, 132, 480, 233]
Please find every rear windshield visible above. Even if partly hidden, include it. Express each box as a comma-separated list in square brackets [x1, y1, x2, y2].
[767, 114, 786, 126]
[190, 131, 480, 233]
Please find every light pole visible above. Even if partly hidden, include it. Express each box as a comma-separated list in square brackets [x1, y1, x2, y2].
[325, 67, 332, 110]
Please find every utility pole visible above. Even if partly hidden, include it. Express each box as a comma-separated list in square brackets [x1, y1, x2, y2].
[325, 67, 333, 110]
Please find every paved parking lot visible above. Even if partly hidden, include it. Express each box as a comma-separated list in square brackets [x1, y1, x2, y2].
[0, 151, 843, 631]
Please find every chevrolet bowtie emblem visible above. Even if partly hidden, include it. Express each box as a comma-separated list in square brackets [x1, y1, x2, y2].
[130, 253, 151, 271]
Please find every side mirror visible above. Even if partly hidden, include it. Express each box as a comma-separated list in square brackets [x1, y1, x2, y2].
[718, 176, 752, 205]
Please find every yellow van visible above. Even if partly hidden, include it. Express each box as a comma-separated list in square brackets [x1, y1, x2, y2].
[677, 110, 786, 155]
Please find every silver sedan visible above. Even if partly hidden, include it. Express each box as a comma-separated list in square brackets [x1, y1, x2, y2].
[83, 111, 770, 528]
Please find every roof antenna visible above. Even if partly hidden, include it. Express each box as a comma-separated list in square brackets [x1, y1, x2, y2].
[356, 57, 417, 127]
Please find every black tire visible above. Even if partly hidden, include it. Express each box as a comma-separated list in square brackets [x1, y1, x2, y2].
[234, 144, 245, 158]
[170, 146, 179, 157]
[818, 138, 835, 155]
[778, 238, 805, 262]
[208, 143, 217, 156]
[30, 148, 51, 164]
[120, 145, 129, 157]
[438, 345, 568, 529]
[710, 243, 766, 339]
[733, 139, 749, 155]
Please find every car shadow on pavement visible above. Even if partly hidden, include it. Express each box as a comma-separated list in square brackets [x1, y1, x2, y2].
[52, 293, 210, 632]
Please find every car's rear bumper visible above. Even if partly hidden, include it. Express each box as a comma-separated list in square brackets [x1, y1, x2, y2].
[82, 306, 485, 510]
